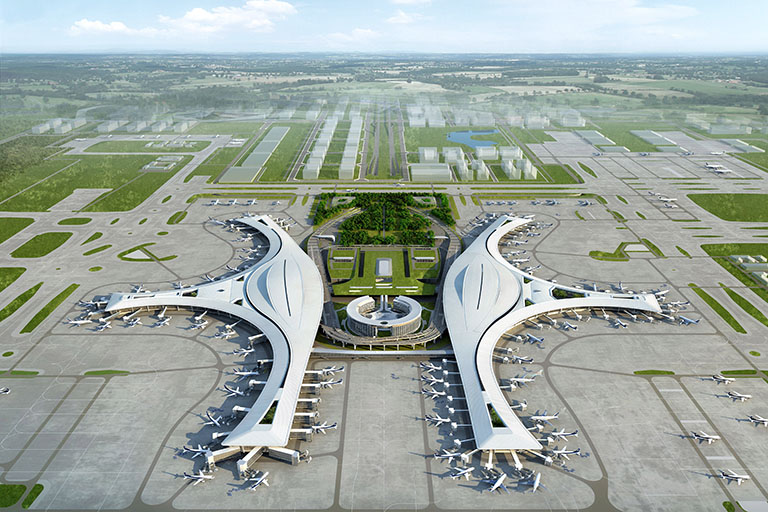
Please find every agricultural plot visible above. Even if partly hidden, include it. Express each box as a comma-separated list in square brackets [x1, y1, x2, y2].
[331, 248, 438, 296]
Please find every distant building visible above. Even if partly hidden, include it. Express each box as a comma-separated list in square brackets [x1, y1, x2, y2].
[502, 160, 521, 179]
[53, 123, 72, 134]
[476, 146, 498, 160]
[410, 163, 452, 182]
[418, 147, 439, 163]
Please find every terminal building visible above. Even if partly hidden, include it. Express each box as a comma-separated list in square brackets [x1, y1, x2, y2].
[346, 295, 422, 337]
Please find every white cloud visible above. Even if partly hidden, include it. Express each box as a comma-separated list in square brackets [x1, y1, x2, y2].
[69, 0, 296, 37]
[391, 0, 431, 4]
[386, 9, 422, 24]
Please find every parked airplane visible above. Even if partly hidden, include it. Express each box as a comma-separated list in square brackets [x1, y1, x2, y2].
[311, 422, 338, 434]
[508, 355, 534, 364]
[712, 374, 735, 385]
[504, 374, 538, 389]
[658, 196, 677, 202]
[209, 199, 221, 206]
[667, 300, 690, 308]
[214, 330, 237, 340]
[421, 387, 446, 400]
[203, 274, 216, 282]
[173, 281, 186, 289]
[0, 387, 10, 395]
[65, 317, 92, 326]
[679, 316, 700, 326]
[525, 333, 544, 345]
[307, 365, 345, 377]
[551, 446, 581, 460]
[747, 414, 768, 427]
[613, 318, 628, 328]
[664, 203, 679, 209]
[232, 367, 259, 381]
[577, 200, 592, 207]
[225, 264, 240, 272]
[246, 199, 257, 206]
[561, 320, 578, 331]
[133, 284, 147, 293]
[727, 391, 752, 402]
[421, 374, 445, 386]
[156, 306, 168, 319]
[203, 411, 223, 427]
[450, 466, 475, 481]
[547, 429, 579, 443]
[705, 162, 725, 169]
[530, 411, 559, 426]
[181, 444, 209, 458]
[183, 469, 214, 485]
[425, 414, 451, 427]
[518, 472, 543, 492]
[710, 167, 734, 175]
[247, 470, 269, 489]
[691, 431, 721, 445]
[223, 384, 247, 397]
[154, 316, 171, 328]
[719, 469, 750, 486]
[95, 321, 112, 332]
[232, 347, 256, 357]
[480, 472, 510, 494]
[433, 449, 462, 462]
[191, 320, 209, 330]
[125, 317, 142, 328]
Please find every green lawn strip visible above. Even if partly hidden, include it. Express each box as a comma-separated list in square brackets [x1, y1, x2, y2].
[8, 370, 38, 377]
[588, 121, 669, 152]
[689, 283, 746, 334]
[636, 211, 646, 219]
[0, 267, 26, 294]
[21, 484, 44, 509]
[701, 244, 768, 304]
[83, 244, 112, 256]
[83, 369, 129, 376]
[688, 194, 768, 222]
[590, 242, 633, 261]
[719, 284, 768, 328]
[0, 282, 43, 323]
[609, 210, 626, 222]
[161, 195, 172, 203]
[641, 238, 666, 258]
[259, 123, 314, 181]
[20, 283, 79, 334]
[11, 232, 72, 258]
[89, 266, 102, 272]
[167, 211, 187, 225]
[2, 351, 13, 357]
[578, 162, 597, 178]
[332, 248, 436, 296]
[0, 217, 34, 244]
[719, 369, 757, 376]
[634, 370, 675, 375]
[0, 484, 26, 507]
[616, 195, 628, 204]
[139, 218, 147, 225]
[575, 211, 586, 221]
[676, 246, 692, 258]
[541, 164, 581, 184]
[57, 217, 91, 225]
[750, 351, 761, 357]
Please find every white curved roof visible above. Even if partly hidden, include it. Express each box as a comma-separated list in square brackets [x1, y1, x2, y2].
[442, 216, 662, 451]
[104, 215, 323, 448]
[346, 295, 422, 328]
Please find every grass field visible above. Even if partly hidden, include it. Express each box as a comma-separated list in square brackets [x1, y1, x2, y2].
[719, 283, 768, 328]
[167, 211, 187, 224]
[0, 155, 189, 212]
[184, 144, 247, 183]
[588, 121, 673, 152]
[0, 217, 34, 244]
[688, 194, 768, 222]
[21, 283, 80, 333]
[11, 232, 72, 258]
[0, 267, 25, 294]
[578, 162, 597, 177]
[85, 140, 211, 153]
[733, 140, 768, 171]
[332, 248, 438, 296]
[81, 232, 103, 245]
[0, 484, 26, 507]
[187, 121, 264, 135]
[58, 217, 91, 225]
[507, 127, 556, 144]
[540, 164, 582, 184]
[0, 282, 42, 324]
[22, 483, 44, 509]
[259, 123, 313, 181]
[689, 283, 746, 334]
[701, 243, 768, 304]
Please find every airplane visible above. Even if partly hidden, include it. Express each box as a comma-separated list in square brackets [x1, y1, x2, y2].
[209, 199, 221, 206]
[248, 333, 266, 343]
[203, 274, 216, 282]
[65, 317, 92, 327]
[421, 374, 445, 386]
[523, 265, 541, 273]
[525, 333, 544, 345]
[306, 365, 345, 377]
[183, 469, 214, 486]
[480, 471, 509, 494]
[710, 167, 734, 175]
[727, 391, 752, 402]
[247, 470, 269, 489]
[504, 374, 537, 389]
[658, 196, 677, 202]
[173, 281, 186, 289]
[747, 414, 768, 427]
[232, 367, 260, 381]
[181, 444, 209, 458]
[95, 321, 112, 332]
[424, 414, 451, 427]
[518, 471, 543, 493]
[191, 320, 209, 330]
[511, 258, 530, 264]
[203, 411, 223, 427]
[193, 311, 208, 323]
[667, 300, 690, 308]
[154, 316, 171, 328]
[223, 384, 247, 397]
[508, 355, 534, 365]
[551, 446, 581, 460]
[318, 379, 343, 389]
[705, 161, 725, 169]
[208, 216, 226, 225]
[232, 347, 256, 357]
[545, 199, 560, 206]
[530, 411, 559, 426]
[78, 300, 102, 308]
[514, 240, 529, 246]
[133, 284, 147, 293]
[450, 466, 475, 481]
[712, 374, 735, 385]
[214, 330, 237, 340]
[0, 387, 10, 395]
[709, 151, 725, 156]
[433, 449, 462, 462]
[613, 318, 628, 329]
[246, 199, 257, 206]
[125, 317, 142, 328]
[230, 199, 239, 205]
[664, 203, 679, 209]
[225, 264, 240, 272]
[691, 431, 721, 445]
[562, 320, 578, 331]
[547, 429, 579, 443]
[719, 469, 750, 486]
[679, 316, 700, 326]
[311, 422, 338, 434]
[421, 387, 446, 400]
[577, 200, 593, 207]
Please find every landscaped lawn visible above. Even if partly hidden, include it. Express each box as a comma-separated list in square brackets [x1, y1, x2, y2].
[332, 248, 438, 296]
[688, 194, 768, 222]
[11, 232, 72, 258]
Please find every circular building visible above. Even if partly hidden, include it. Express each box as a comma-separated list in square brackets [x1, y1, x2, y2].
[346, 295, 422, 337]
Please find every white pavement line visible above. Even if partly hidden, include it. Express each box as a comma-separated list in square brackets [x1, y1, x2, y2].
[680, 420, 708, 424]
[657, 389, 684, 392]
[705, 456, 736, 461]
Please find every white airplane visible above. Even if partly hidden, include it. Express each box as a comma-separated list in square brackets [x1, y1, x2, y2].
[547, 429, 578, 443]
[480, 472, 509, 494]
[705, 161, 725, 169]
[508, 355, 534, 365]
[450, 466, 475, 481]
[512, 258, 530, 264]
[203, 274, 216, 282]
[214, 330, 237, 340]
[193, 311, 208, 323]
[433, 449, 462, 462]
[0, 387, 10, 395]
[525, 333, 544, 345]
[518, 472, 543, 493]
[306, 365, 345, 377]
[562, 320, 578, 331]
[710, 167, 734, 175]
[232, 367, 260, 381]
[577, 200, 592, 207]
[95, 321, 112, 332]
[78, 300, 101, 308]
[209, 199, 221, 206]
[421, 374, 445, 386]
[125, 317, 142, 328]
[246, 199, 257, 206]
[727, 391, 752, 402]
[504, 374, 538, 388]
[523, 265, 541, 273]
[664, 203, 679, 209]
[225, 264, 240, 272]
[157, 306, 168, 319]
[232, 347, 256, 357]
[203, 411, 223, 427]
[551, 446, 581, 460]
[248, 470, 269, 489]
[747, 414, 768, 427]
[311, 422, 338, 434]
[691, 431, 721, 445]
[65, 317, 92, 326]
[181, 444, 209, 458]
[191, 320, 208, 330]
[208, 216, 226, 225]
[154, 316, 171, 328]
[719, 469, 750, 486]
[223, 384, 247, 397]
[679, 316, 700, 326]
[712, 374, 735, 385]
[667, 300, 690, 308]
[318, 379, 343, 389]
[230, 199, 239, 205]
[420, 361, 442, 372]
[658, 196, 677, 202]
[425, 414, 451, 427]
[421, 387, 446, 400]
[530, 411, 559, 426]
[613, 318, 628, 329]
[183, 469, 214, 486]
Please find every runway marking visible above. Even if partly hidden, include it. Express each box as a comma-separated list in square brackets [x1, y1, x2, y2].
[680, 420, 708, 424]
[657, 388, 684, 392]
[706, 456, 736, 461]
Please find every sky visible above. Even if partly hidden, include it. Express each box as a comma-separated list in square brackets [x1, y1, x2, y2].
[1, 0, 767, 54]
